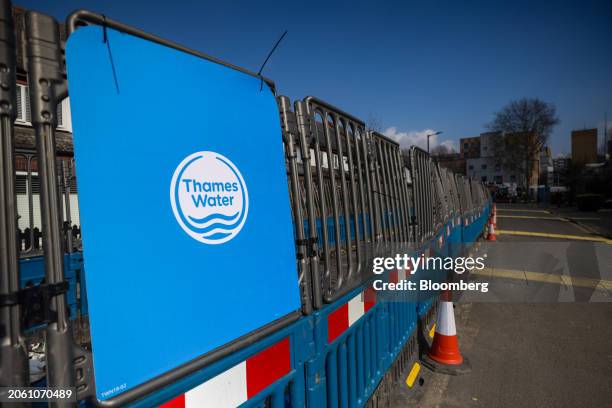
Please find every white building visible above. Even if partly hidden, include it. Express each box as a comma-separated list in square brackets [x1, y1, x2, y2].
[465, 133, 517, 185]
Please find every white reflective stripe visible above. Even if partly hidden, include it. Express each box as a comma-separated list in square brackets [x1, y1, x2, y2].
[435, 301, 457, 336]
[348, 293, 365, 326]
[185, 361, 247, 408]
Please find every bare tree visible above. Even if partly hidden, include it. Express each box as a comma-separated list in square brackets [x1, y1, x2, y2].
[488, 98, 560, 190]
[366, 114, 384, 133]
[430, 144, 457, 156]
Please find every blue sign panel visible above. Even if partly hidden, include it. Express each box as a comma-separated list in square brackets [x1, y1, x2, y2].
[65, 26, 300, 400]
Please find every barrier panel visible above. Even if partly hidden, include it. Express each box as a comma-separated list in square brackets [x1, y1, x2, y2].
[18, 252, 86, 325]
[308, 284, 385, 407]
[278, 95, 424, 407]
[439, 167, 462, 257]
[280, 96, 415, 310]
[468, 179, 489, 240]
[305, 272, 420, 408]
[65, 10, 302, 404]
[455, 174, 474, 243]
[278, 96, 315, 315]
[431, 163, 448, 232]
[298, 97, 375, 306]
[407, 147, 435, 244]
[370, 131, 412, 249]
[14, 153, 81, 254]
[154, 318, 312, 408]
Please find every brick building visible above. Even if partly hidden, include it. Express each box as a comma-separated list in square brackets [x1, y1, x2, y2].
[435, 153, 466, 175]
[460, 136, 480, 159]
[571, 128, 597, 164]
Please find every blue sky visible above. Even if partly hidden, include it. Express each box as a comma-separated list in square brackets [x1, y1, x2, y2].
[21, 0, 612, 156]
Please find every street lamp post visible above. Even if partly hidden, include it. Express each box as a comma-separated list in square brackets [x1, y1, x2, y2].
[426, 131, 443, 154]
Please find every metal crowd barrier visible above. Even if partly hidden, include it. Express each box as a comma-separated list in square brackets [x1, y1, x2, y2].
[15, 155, 81, 254]
[369, 131, 412, 250]
[0, 2, 494, 406]
[407, 147, 435, 244]
[438, 167, 463, 257]
[281, 96, 416, 309]
[301, 97, 374, 306]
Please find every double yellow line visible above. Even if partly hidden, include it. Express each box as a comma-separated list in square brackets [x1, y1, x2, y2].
[497, 209, 551, 214]
[496, 229, 612, 244]
[471, 268, 612, 290]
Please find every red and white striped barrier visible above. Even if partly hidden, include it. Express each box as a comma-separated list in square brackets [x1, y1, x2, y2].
[388, 263, 413, 284]
[160, 338, 291, 408]
[327, 288, 377, 343]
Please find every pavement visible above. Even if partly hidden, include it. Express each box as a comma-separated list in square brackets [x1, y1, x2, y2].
[390, 203, 612, 408]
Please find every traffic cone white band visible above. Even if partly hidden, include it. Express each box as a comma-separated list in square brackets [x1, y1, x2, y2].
[435, 301, 457, 336]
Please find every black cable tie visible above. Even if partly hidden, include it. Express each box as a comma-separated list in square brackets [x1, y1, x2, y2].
[101, 14, 120, 94]
[102, 15, 108, 43]
[0, 292, 19, 307]
[295, 237, 317, 246]
[1, 282, 70, 328]
[256, 30, 288, 92]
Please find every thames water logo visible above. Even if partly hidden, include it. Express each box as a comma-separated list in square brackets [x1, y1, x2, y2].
[170, 151, 249, 244]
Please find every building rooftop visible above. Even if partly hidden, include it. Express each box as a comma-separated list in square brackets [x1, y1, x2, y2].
[15, 124, 73, 154]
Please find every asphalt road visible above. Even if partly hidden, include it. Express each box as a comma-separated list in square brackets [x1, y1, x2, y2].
[391, 204, 612, 408]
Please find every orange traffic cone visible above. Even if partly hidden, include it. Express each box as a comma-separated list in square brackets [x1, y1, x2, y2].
[422, 291, 471, 375]
[493, 205, 497, 227]
[487, 217, 496, 241]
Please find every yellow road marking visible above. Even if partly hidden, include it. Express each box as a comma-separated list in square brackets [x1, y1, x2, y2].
[496, 229, 612, 244]
[406, 362, 421, 388]
[472, 268, 612, 290]
[428, 324, 436, 339]
[497, 215, 564, 220]
[570, 221, 593, 235]
[497, 215, 601, 235]
[497, 209, 551, 214]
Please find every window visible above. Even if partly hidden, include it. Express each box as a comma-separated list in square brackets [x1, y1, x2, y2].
[481, 164, 487, 170]
[15, 84, 71, 131]
[481, 176, 487, 182]
[56, 97, 72, 131]
[463, 143, 468, 149]
[495, 164, 501, 171]
[494, 176, 503, 184]
[510, 175, 516, 182]
[468, 165, 474, 170]
[15, 84, 31, 123]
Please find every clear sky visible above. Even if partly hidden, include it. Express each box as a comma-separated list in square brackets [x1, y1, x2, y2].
[19, 0, 612, 156]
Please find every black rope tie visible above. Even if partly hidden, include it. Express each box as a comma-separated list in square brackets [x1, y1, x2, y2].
[257, 30, 288, 92]
[102, 15, 120, 94]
